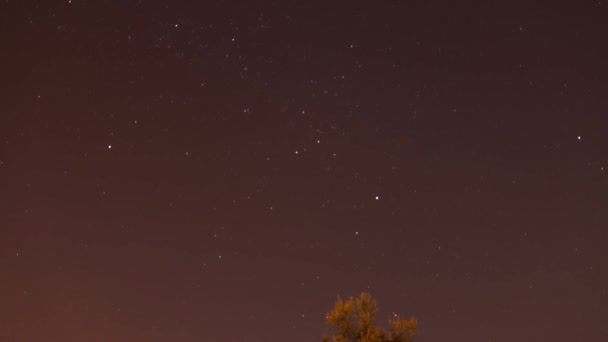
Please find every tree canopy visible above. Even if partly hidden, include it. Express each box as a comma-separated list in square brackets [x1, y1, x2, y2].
[323, 292, 418, 342]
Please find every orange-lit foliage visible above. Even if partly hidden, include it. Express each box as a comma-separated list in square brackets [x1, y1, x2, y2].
[323, 292, 417, 342]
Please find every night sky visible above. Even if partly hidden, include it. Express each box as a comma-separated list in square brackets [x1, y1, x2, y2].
[2, 1, 608, 341]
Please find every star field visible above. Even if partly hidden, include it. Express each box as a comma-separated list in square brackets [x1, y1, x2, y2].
[1, 1, 608, 342]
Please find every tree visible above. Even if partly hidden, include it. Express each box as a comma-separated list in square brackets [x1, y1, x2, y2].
[323, 292, 418, 342]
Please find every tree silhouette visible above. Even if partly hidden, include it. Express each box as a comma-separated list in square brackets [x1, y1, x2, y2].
[323, 292, 418, 342]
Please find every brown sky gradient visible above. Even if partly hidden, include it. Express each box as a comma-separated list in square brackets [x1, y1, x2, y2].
[1, 1, 607, 341]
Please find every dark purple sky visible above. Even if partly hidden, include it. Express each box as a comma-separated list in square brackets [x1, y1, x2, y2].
[1, 1, 607, 341]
